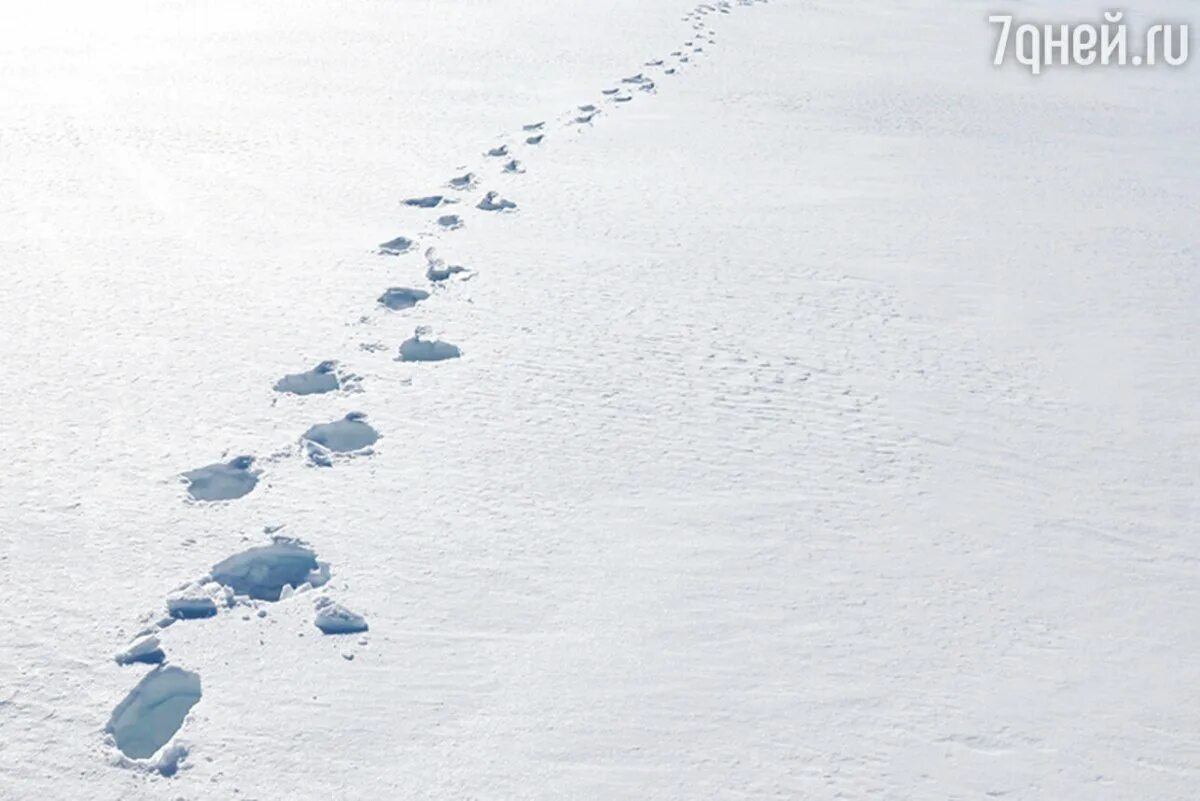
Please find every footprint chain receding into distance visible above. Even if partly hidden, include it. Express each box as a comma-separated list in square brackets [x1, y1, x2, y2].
[108, 0, 768, 778]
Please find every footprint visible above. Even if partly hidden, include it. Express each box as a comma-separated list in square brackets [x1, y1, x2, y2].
[107, 666, 201, 761]
[622, 73, 648, 84]
[522, 121, 545, 131]
[402, 195, 452, 208]
[437, 214, 464, 230]
[378, 236, 415, 255]
[447, 172, 478, 191]
[273, 361, 342, 396]
[601, 88, 620, 95]
[503, 159, 525, 174]
[665, 67, 678, 75]
[578, 104, 597, 112]
[377, 287, 431, 310]
[397, 327, 461, 362]
[211, 539, 330, 601]
[639, 81, 657, 92]
[525, 133, 545, 145]
[477, 191, 517, 212]
[302, 412, 380, 458]
[680, 55, 691, 62]
[425, 247, 468, 282]
[645, 59, 664, 66]
[574, 110, 600, 124]
[484, 144, 509, 158]
[314, 597, 369, 635]
[612, 93, 633, 103]
[181, 456, 258, 502]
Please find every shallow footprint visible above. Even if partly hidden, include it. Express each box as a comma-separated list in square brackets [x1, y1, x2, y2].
[397, 327, 461, 362]
[503, 159, 525, 174]
[574, 110, 600, 124]
[447, 172, 478, 191]
[303, 412, 380, 464]
[377, 287, 431, 310]
[402, 195, 453, 208]
[424, 247, 468, 282]
[437, 214, 464, 230]
[601, 88, 620, 95]
[522, 121, 545, 131]
[274, 361, 342, 396]
[525, 133, 545, 145]
[378, 236, 415, 255]
[477, 190, 517, 212]
[181, 456, 258, 502]
[484, 144, 509, 158]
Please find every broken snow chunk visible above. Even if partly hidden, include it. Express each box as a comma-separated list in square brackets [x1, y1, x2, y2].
[314, 596, 369, 635]
[114, 635, 165, 666]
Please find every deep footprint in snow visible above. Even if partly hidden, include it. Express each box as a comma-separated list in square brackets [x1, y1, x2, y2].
[525, 133, 545, 145]
[484, 144, 509, 158]
[622, 73, 649, 84]
[397, 327, 462, 362]
[377, 286, 431, 310]
[107, 666, 201, 761]
[437, 214, 464, 230]
[378, 236, 415, 255]
[522, 121, 545, 132]
[273, 361, 348, 396]
[447, 172, 478, 191]
[211, 539, 330, 602]
[611, 93, 633, 103]
[645, 58, 664, 66]
[314, 597, 369, 635]
[503, 159, 525, 174]
[181, 456, 258, 502]
[302, 412, 380, 463]
[477, 191, 517, 212]
[601, 88, 620, 95]
[574, 110, 600, 124]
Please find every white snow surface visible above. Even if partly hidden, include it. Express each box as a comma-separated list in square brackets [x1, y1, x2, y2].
[1, 0, 1199, 799]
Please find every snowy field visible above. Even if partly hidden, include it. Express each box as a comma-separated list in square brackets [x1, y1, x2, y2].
[1, 0, 1198, 799]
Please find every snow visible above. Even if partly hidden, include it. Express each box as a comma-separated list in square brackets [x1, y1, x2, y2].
[1, 0, 1198, 798]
